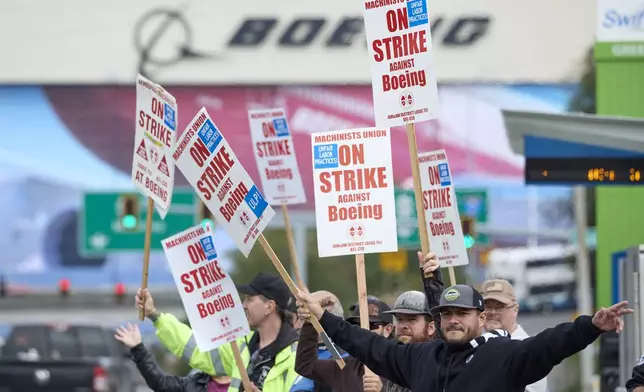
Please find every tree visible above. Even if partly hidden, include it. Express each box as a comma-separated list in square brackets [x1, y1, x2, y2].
[569, 48, 596, 115]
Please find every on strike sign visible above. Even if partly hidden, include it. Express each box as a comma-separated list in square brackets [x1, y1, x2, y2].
[248, 108, 306, 205]
[162, 223, 249, 352]
[363, 0, 439, 128]
[173, 108, 275, 256]
[132, 74, 178, 218]
[418, 149, 469, 267]
[312, 128, 398, 257]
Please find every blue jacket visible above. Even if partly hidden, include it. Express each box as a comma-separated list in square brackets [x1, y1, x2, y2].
[290, 346, 348, 392]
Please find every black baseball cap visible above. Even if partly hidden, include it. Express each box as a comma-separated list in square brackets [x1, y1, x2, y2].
[430, 285, 485, 315]
[345, 296, 393, 325]
[236, 273, 294, 310]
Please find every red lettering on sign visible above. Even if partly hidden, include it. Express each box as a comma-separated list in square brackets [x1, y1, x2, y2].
[319, 168, 387, 193]
[328, 204, 383, 221]
[256, 140, 291, 158]
[197, 293, 235, 319]
[151, 97, 165, 120]
[180, 259, 227, 294]
[196, 146, 236, 201]
[187, 243, 207, 265]
[372, 30, 427, 62]
[427, 165, 441, 185]
[386, 8, 408, 32]
[338, 144, 365, 166]
[219, 182, 249, 222]
[137, 110, 172, 148]
[422, 188, 452, 210]
[190, 138, 211, 168]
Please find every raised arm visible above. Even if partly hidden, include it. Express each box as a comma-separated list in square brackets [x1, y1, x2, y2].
[294, 322, 340, 387]
[115, 323, 188, 392]
[508, 302, 632, 387]
[419, 251, 444, 311]
[136, 288, 236, 376]
[130, 343, 189, 392]
[296, 290, 431, 387]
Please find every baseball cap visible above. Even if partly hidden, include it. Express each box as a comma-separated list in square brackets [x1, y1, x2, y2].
[383, 291, 431, 316]
[480, 279, 516, 306]
[236, 273, 294, 310]
[430, 285, 485, 314]
[345, 296, 393, 325]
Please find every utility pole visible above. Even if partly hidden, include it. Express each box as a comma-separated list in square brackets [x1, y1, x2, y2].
[574, 186, 594, 392]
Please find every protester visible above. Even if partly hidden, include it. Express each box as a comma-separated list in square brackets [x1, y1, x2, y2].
[378, 255, 443, 392]
[386, 290, 437, 344]
[114, 322, 222, 392]
[290, 290, 348, 392]
[295, 294, 393, 392]
[137, 272, 299, 392]
[627, 356, 644, 392]
[297, 282, 633, 392]
[295, 252, 443, 392]
[480, 279, 548, 392]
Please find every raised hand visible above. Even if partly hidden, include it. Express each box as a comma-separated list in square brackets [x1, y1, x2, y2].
[114, 323, 142, 348]
[296, 290, 326, 321]
[135, 288, 157, 319]
[592, 301, 633, 333]
[363, 373, 383, 392]
[419, 251, 439, 275]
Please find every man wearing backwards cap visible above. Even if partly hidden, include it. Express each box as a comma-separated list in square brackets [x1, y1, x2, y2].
[137, 272, 299, 392]
[297, 274, 633, 392]
[481, 279, 548, 392]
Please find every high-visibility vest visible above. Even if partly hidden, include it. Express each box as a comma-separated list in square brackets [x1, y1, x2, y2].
[155, 313, 298, 392]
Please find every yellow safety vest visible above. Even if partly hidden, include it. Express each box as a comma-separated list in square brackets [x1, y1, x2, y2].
[155, 313, 298, 391]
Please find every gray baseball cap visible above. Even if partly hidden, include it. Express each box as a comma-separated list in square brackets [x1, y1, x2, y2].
[430, 285, 485, 314]
[383, 291, 431, 316]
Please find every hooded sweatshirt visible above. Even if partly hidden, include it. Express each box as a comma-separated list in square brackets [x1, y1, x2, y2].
[627, 360, 644, 392]
[318, 311, 604, 392]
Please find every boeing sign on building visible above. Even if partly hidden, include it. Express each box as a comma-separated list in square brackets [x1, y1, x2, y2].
[1, 0, 594, 84]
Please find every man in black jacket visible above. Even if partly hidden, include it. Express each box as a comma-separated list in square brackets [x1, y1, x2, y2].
[114, 323, 214, 392]
[297, 284, 633, 392]
[627, 357, 644, 392]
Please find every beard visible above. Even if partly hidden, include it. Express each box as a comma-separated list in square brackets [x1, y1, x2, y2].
[396, 333, 430, 344]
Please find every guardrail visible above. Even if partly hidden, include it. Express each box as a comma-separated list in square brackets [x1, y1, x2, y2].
[0, 290, 184, 310]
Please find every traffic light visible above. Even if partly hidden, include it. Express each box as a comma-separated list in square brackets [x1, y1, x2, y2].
[114, 283, 126, 304]
[198, 201, 214, 229]
[461, 216, 476, 249]
[59, 278, 70, 297]
[119, 194, 140, 231]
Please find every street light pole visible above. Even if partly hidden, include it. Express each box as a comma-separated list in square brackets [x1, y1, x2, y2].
[574, 186, 594, 392]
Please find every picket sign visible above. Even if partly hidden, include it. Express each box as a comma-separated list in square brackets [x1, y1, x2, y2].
[418, 149, 469, 284]
[161, 222, 252, 390]
[247, 108, 307, 288]
[174, 108, 345, 369]
[311, 127, 398, 376]
[362, 0, 441, 282]
[132, 74, 178, 320]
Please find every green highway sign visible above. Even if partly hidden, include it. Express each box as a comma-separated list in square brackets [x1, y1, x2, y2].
[395, 187, 489, 249]
[455, 189, 489, 245]
[395, 188, 421, 249]
[79, 188, 198, 255]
